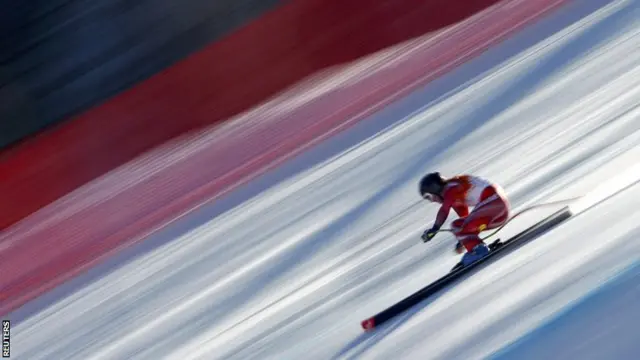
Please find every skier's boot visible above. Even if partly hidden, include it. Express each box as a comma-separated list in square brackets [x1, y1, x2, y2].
[460, 243, 490, 266]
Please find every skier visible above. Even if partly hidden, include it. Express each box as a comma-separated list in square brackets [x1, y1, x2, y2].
[419, 172, 510, 267]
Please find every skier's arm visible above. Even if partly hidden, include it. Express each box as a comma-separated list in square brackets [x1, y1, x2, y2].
[433, 185, 465, 229]
[423, 189, 455, 242]
[433, 195, 454, 230]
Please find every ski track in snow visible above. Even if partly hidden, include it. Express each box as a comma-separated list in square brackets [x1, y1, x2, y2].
[10, 0, 640, 359]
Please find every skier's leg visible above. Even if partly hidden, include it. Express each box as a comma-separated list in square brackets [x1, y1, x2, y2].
[454, 195, 509, 252]
[450, 186, 510, 268]
[450, 218, 469, 253]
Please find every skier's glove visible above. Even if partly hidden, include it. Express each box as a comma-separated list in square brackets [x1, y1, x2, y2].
[421, 226, 439, 243]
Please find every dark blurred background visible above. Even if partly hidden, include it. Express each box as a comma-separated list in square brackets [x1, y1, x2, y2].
[0, 0, 282, 149]
[0, 0, 501, 231]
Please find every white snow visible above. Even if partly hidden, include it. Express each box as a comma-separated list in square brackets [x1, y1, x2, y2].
[9, 0, 640, 359]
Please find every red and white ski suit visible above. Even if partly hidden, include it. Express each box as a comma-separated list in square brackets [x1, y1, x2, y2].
[434, 175, 510, 252]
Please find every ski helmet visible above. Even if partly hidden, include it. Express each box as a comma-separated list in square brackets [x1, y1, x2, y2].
[419, 172, 445, 199]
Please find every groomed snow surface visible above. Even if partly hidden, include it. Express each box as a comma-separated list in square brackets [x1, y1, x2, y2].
[10, 0, 640, 359]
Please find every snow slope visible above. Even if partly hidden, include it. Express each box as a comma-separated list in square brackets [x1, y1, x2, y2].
[11, 0, 640, 359]
[493, 261, 640, 360]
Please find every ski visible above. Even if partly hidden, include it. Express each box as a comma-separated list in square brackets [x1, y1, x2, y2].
[360, 206, 573, 332]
